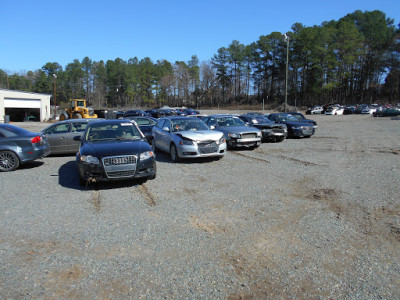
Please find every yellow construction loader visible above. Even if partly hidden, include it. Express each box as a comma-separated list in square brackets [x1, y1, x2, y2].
[59, 99, 98, 121]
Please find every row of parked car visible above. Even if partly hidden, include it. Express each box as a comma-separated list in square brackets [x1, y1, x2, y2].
[306, 103, 400, 116]
[0, 111, 317, 186]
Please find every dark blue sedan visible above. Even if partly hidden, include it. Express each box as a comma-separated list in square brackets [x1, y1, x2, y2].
[267, 113, 315, 138]
[76, 119, 156, 186]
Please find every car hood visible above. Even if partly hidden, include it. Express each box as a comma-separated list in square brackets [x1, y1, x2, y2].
[252, 123, 284, 129]
[283, 121, 313, 127]
[176, 130, 223, 142]
[218, 126, 260, 134]
[81, 140, 151, 157]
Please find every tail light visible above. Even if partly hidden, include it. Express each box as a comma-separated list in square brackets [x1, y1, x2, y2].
[31, 136, 41, 144]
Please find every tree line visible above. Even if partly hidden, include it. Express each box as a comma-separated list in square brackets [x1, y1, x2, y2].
[1, 10, 399, 109]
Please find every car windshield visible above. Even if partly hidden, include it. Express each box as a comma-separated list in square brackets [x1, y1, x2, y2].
[291, 114, 304, 120]
[85, 123, 142, 141]
[171, 119, 209, 132]
[127, 118, 156, 126]
[250, 116, 271, 124]
[216, 117, 245, 127]
[275, 114, 299, 122]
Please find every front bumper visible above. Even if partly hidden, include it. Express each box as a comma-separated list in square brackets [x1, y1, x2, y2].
[176, 141, 227, 158]
[227, 137, 261, 148]
[289, 127, 315, 137]
[260, 129, 287, 141]
[77, 155, 156, 182]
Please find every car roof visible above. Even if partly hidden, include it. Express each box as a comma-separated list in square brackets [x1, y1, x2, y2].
[207, 114, 240, 118]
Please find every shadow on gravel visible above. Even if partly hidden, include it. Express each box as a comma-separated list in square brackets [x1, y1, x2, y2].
[58, 160, 151, 191]
[18, 161, 45, 170]
[154, 150, 221, 164]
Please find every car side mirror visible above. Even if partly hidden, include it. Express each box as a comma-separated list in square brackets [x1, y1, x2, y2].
[73, 135, 82, 141]
[162, 127, 170, 132]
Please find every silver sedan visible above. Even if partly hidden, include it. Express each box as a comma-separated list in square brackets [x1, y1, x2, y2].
[151, 117, 226, 162]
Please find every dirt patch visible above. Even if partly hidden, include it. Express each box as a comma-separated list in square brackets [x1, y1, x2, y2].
[190, 215, 228, 235]
[230, 151, 270, 164]
[137, 184, 156, 206]
[88, 190, 101, 212]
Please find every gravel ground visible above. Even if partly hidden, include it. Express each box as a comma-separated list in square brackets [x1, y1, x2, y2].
[1, 112, 399, 299]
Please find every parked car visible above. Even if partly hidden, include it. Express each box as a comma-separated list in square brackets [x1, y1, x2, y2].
[306, 106, 324, 115]
[124, 116, 157, 143]
[145, 109, 159, 118]
[41, 119, 102, 155]
[123, 109, 148, 117]
[343, 106, 356, 114]
[373, 108, 400, 117]
[180, 108, 200, 116]
[288, 112, 317, 128]
[203, 114, 262, 149]
[361, 106, 376, 114]
[151, 117, 226, 162]
[76, 119, 156, 185]
[238, 114, 287, 142]
[0, 124, 50, 171]
[325, 106, 344, 115]
[267, 113, 315, 138]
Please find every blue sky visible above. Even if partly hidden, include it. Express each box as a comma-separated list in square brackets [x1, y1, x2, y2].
[1, 0, 399, 74]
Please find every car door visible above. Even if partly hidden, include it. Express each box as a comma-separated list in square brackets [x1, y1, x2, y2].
[158, 119, 172, 151]
[43, 123, 70, 154]
[153, 119, 166, 151]
[67, 121, 89, 153]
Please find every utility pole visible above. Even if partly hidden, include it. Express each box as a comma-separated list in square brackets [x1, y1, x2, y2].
[284, 34, 289, 113]
[53, 74, 57, 118]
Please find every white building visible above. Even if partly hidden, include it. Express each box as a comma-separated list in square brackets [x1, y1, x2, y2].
[0, 89, 52, 122]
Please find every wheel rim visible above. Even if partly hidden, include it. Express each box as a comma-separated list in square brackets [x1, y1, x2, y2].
[0, 152, 17, 171]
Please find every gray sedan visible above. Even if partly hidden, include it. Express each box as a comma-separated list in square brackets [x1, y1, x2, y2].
[151, 117, 226, 162]
[41, 119, 102, 155]
[203, 114, 262, 149]
[0, 124, 50, 171]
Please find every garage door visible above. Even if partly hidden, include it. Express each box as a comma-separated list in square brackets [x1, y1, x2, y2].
[4, 98, 41, 108]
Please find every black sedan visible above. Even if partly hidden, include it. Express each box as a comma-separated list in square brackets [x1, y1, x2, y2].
[0, 124, 50, 171]
[124, 116, 157, 143]
[288, 112, 317, 128]
[239, 114, 287, 142]
[76, 119, 156, 186]
[267, 113, 315, 138]
[123, 109, 148, 117]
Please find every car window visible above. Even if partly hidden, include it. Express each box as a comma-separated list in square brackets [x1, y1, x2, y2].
[216, 117, 245, 127]
[85, 122, 142, 141]
[45, 123, 70, 134]
[156, 119, 166, 129]
[135, 118, 156, 126]
[71, 122, 88, 132]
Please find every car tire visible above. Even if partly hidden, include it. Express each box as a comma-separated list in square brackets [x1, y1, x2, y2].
[170, 144, 181, 162]
[59, 111, 69, 121]
[0, 151, 20, 172]
[73, 113, 82, 119]
[79, 176, 87, 187]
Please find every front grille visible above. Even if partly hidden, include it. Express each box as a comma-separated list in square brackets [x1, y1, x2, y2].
[198, 141, 218, 154]
[102, 155, 137, 178]
[241, 133, 257, 139]
[103, 155, 137, 166]
[272, 128, 285, 134]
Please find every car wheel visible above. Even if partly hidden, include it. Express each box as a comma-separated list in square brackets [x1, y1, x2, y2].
[73, 113, 82, 119]
[0, 151, 20, 172]
[170, 144, 181, 162]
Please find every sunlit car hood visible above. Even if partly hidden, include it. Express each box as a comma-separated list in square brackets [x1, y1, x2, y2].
[176, 130, 223, 141]
[81, 140, 151, 157]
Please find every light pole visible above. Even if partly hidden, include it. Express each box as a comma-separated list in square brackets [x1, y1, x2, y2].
[284, 33, 289, 113]
[53, 74, 57, 118]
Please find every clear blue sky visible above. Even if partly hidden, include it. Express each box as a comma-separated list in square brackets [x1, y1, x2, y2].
[1, 0, 399, 74]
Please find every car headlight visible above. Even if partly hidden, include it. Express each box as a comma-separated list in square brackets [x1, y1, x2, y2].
[218, 137, 226, 144]
[80, 155, 100, 164]
[291, 126, 301, 129]
[140, 151, 154, 160]
[228, 133, 240, 138]
[179, 140, 194, 145]
[256, 131, 262, 137]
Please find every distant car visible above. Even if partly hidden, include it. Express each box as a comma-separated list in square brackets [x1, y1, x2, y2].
[151, 117, 226, 162]
[203, 114, 262, 149]
[76, 119, 156, 185]
[41, 119, 102, 155]
[124, 116, 157, 143]
[145, 109, 159, 118]
[123, 110, 148, 117]
[181, 108, 200, 116]
[267, 113, 315, 138]
[373, 108, 400, 117]
[325, 107, 344, 115]
[287, 112, 317, 128]
[0, 124, 50, 172]
[239, 114, 287, 142]
[343, 106, 356, 114]
[361, 106, 376, 114]
[157, 109, 177, 117]
[306, 106, 323, 114]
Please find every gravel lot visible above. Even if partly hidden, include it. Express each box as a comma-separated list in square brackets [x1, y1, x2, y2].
[1, 112, 399, 299]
